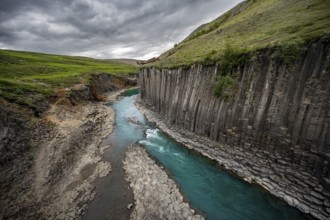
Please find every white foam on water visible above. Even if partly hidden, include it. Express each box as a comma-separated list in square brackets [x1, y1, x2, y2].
[139, 139, 167, 153]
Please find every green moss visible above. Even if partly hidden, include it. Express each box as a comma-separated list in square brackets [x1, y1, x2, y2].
[201, 49, 218, 66]
[217, 44, 249, 75]
[212, 75, 236, 100]
[272, 37, 305, 64]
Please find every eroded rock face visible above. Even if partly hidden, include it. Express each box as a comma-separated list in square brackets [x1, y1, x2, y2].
[0, 74, 137, 219]
[70, 73, 137, 103]
[0, 100, 114, 219]
[0, 100, 33, 165]
[34, 102, 114, 219]
[139, 40, 330, 219]
[123, 145, 204, 220]
[91, 74, 136, 94]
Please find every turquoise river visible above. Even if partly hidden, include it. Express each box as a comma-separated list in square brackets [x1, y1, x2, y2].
[86, 89, 310, 220]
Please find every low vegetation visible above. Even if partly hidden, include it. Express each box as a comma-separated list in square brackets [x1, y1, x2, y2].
[216, 43, 249, 75]
[271, 37, 305, 64]
[0, 50, 138, 106]
[201, 50, 218, 66]
[212, 75, 236, 100]
[152, 0, 330, 68]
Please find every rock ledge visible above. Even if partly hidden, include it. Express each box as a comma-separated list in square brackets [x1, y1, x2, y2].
[123, 144, 204, 220]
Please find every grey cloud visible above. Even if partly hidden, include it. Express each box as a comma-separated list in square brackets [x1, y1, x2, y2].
[0, 0, 242, 59]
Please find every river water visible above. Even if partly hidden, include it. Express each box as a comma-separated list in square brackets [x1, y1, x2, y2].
[85, 89, 309, 220]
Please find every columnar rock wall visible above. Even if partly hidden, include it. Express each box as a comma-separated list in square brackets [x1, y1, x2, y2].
[139, 41, 330, 219]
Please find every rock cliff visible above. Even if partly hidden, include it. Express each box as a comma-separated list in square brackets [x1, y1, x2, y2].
[139, 40, 330, 219]
[0, 74, 137, 219]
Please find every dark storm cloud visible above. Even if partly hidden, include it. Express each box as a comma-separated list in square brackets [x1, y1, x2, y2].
[0, 0, 242, 59]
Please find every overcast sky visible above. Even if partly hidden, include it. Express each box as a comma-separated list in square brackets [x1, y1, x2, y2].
[0, 0, 242, 60]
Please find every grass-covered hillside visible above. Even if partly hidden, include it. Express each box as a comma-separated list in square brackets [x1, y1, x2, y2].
[154, 0, 330, 68]
[0, 50, 138, 106]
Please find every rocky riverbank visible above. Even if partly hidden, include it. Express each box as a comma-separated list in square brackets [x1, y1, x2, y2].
[0, 96, 115, 219]
[123, 144, 204, 220]
[136, 98, 327, 219]
[0, 73, 139, 219]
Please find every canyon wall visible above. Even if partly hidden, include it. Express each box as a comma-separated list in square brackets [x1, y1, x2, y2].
[0, 73, 136, 219]
[0, 73, 137, 165]
[139, 40, 330, 219]
[70, 73, 137, 102]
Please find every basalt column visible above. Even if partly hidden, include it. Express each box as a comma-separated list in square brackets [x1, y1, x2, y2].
[139, 40, 330, 218]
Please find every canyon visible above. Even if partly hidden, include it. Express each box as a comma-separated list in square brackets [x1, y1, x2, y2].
[139, 39, 330, 219]
[1, 0, 330, 219]
[0, 74, 136, 219]
[1, 40, 329, 219]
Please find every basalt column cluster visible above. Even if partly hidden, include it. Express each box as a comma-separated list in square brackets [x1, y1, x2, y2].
[139, 40, 330, 219]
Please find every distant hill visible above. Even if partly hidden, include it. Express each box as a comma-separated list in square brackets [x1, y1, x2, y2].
[107, 58, 139, 66]
[154, 0, 330, 67]
[0, 49, 138, 107]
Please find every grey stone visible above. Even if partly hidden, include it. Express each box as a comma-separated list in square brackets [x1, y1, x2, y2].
[296, 202, 310, 214]
[321, 178, 330, 191]
[311, 191, 325, 200]
[127, 203, 133, 210]
[0, 93, 116, 219]
[123, 145, 204, 220]
[324, 200, 330, 207]
[326, 207, 330, 214]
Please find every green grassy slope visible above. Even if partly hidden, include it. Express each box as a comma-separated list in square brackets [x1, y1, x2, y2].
[108, 58, 139, 66]
[155, 0, 330, 68]
[0, 49, 138, 106]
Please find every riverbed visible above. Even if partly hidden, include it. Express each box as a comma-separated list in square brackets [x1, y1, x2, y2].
[85, 89, 309, 220]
